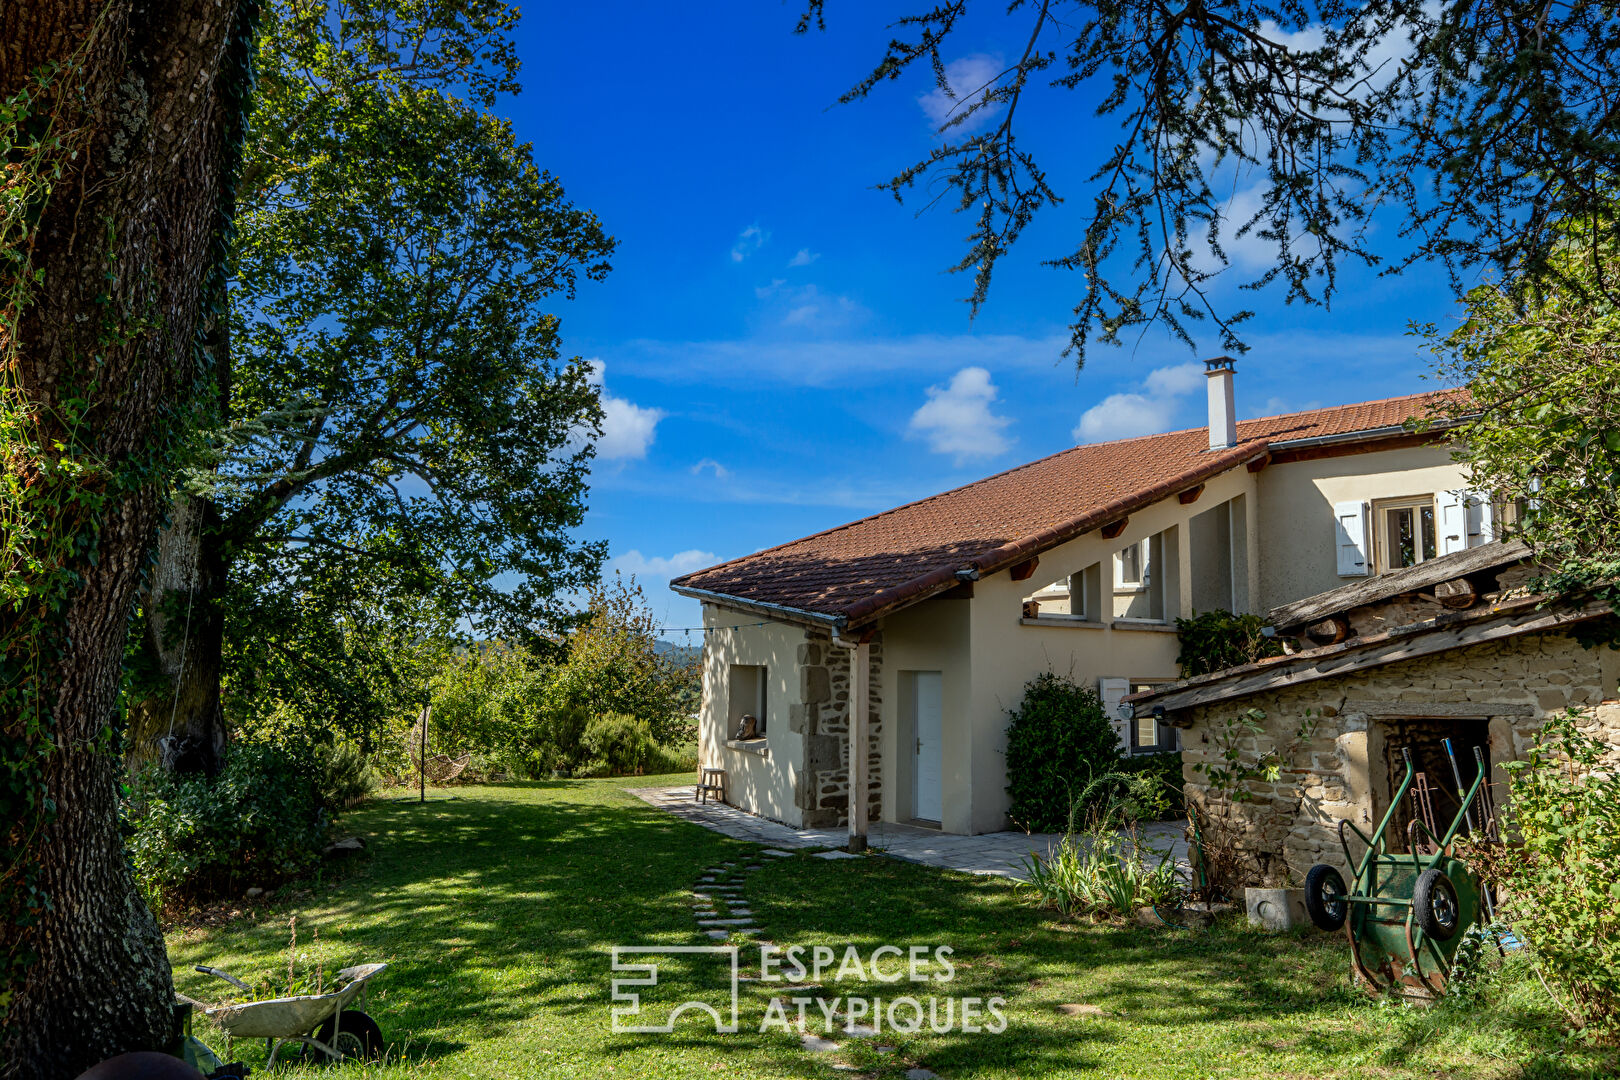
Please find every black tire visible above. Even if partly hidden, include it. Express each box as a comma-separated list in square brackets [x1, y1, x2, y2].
[311, 1009, 384, 1062]
[1304, 864, 1349, 931]
[1413, 868, 1460, 941]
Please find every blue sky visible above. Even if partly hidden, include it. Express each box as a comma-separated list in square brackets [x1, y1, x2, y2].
[515, 3, 1463, 631]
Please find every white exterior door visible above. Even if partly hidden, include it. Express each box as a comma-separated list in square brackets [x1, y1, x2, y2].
[912, 672, 943, 822]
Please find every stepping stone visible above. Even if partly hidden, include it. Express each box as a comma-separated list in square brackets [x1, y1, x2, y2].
[699, 876, 716, 883]
[705, 930, 730, 940]
[733, 927, 761, 935]
[727, 908, 753, 917]
[800, 1032, 840, 1053]
[697, 918, 755, 926]
[906, 1070, 941, 1079]
[1058, 1003, 1107, 1017]
[815, 850, 860, 860]
[745, 864, 763, 871]
[842, 1023, 877, 1039]
[762, 849, 794, 857]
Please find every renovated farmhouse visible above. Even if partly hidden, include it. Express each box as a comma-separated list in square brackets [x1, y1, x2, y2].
[671, 360, 1498, 837]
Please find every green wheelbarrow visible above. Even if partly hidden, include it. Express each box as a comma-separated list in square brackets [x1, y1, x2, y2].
[1302, 746, 1490, 999]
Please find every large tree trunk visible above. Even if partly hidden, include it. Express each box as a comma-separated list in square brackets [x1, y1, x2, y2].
[0, 2, 250, 1076]
[127, 495, 231, 776]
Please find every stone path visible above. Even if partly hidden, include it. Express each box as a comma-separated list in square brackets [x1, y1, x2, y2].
[634, 785, 1189, 881]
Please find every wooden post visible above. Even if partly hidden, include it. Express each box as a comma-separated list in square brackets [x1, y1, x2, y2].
[848, 640, 870, 853]
[419, 701, 431, 804]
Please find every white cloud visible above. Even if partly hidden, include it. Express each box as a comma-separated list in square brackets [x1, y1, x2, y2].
[908, 366, 1014, 463]
[1074, 362, 1205, 443]
[753, 279, 867, 331]
[585, 360, 665, 460]
[731, 223, 768, 262]
[690, 458, 730, 479]
[788, 248, 820, 267]
[918, 54, 1005, 134]
[608, 548, 718, 581]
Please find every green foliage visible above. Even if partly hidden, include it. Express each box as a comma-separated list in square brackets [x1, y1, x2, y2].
[1425, 212, 1620, 612]
[125, 743, 331, 908]
[1018, 785, 1184, 920]
[578, 714, 658, 777]
[313, 741, 376, 810]
[1174, 610, 1284, 678]
[545, 575, 698, 746]
[1461, 710, 1620, 1042]
[1191, 708, 1318, 804]
[1117, 751, 1185, 819]
[1003, 671, 1122, 833]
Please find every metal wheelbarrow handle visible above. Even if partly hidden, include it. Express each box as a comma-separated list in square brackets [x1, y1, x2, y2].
[195, 965, 252, 992]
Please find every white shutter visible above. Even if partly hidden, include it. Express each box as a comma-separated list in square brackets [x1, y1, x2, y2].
[1466, 493, 1495, 547]
[1437, 490, 1467, 556]
[1098, 677, 1130, 757]
[1334, 500, 1371, 576]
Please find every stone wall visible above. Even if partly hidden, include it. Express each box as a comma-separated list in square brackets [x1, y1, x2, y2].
[789, 628, 884, 827]
[1179, 630, 1620, 887]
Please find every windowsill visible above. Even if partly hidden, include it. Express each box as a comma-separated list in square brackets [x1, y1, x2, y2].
[1019, 615, 1106, 629]
[1110, 619, 1177, 633]
[1113, 585, 1148, 595]
[725, 737, 769, 757]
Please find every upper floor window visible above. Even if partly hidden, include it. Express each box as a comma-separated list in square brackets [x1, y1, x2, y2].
[1374, 496, 1437, 572]
[1115, 540, 1146, 589]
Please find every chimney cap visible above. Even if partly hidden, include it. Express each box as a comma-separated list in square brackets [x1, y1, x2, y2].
[1204, 356, 1238, 373]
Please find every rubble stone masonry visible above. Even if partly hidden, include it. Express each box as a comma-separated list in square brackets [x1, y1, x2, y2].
[1179, 631, 1620, 886]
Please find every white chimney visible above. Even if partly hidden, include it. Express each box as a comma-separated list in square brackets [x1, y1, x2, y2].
[1205, 356, 1237, 450]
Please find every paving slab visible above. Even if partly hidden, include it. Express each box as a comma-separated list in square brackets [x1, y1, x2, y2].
[632, 785, 1189, 881]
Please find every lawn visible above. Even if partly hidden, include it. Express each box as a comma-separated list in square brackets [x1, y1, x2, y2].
[166, 776, 1613, 1079]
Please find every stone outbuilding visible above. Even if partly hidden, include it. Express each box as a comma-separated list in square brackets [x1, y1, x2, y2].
[1124, 541, 1620, 886]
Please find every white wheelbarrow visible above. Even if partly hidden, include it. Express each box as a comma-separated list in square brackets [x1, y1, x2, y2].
[187, 962, 388, 1066]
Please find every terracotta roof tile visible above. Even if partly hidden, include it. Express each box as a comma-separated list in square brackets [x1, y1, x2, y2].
[671, 390, 1465, 626]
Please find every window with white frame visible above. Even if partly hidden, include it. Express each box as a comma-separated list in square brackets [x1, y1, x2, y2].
[1115, 540, 1147, 589]
[1373, 495, 1438, 573]
[1129, 681, 1178, 753]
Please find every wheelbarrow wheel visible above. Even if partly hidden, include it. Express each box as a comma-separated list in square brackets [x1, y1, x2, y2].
[1413, 868, 1460, 941]
[1303, 864, 1348, 931]
[310, 1009, 384, 1062]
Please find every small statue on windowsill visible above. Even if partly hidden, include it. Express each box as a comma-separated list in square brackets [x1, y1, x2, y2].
[734, 714, 760, 741]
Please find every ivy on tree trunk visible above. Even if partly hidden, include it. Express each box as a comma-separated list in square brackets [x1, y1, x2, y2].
[0, 1, 255, 1074]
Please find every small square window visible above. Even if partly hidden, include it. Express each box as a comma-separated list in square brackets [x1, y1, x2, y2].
[728, 664, 766, 738]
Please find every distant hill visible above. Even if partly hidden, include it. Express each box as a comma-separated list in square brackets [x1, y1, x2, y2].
[653, 640, 701, 666]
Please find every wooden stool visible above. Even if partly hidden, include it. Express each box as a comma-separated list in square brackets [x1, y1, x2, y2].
[696, 767, 726, 805]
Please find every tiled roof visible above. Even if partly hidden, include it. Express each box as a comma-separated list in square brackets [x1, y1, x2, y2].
[671, 390, 1465, 627]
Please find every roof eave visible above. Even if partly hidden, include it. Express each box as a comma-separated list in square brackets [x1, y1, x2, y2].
[669, 583, 847, 632]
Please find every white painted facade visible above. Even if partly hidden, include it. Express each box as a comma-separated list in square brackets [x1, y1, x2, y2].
[688, 439, 1491, 835]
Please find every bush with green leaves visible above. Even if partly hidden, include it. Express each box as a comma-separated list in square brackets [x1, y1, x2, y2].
[1004, 671, 1122, 832]
[124, 742, 331, 908]
[1118, 751, 1185, 819]
[1174, 609, 1284, 677]
[579, 713, 658, 776]
[1461, 710, 1620, 1042]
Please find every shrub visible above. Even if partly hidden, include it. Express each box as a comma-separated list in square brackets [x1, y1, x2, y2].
[1004, 671, 1122, 833]
[1461, 710, 1620, 1042]
[314, 740, 375, 808]
[1118, 751, 1185, 818]
[580, 713, 658, 776]
[1174, 609, 1284, 677]
[125, 742, 330, 908]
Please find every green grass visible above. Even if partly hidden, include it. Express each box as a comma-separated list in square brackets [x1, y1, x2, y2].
[167, 777, 1615, 1078]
